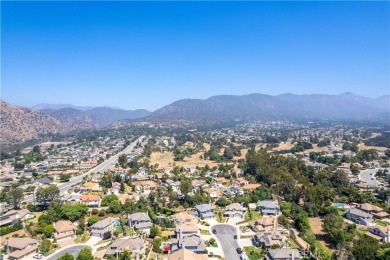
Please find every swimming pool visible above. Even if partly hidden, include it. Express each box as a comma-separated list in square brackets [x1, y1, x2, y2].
[333, 203, 344, 208]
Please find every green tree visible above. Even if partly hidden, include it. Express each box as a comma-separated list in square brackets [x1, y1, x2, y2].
[150, 226, 161, 238]
[101, 194, 119, 206]
[58, 253, 74, 260]
[87, 216, 99, 226]
[36, 185, 60, 209]
[180, 179, 192, 196]
[152, 237, 162, 253]
[60, 174, 71, 182]
[39, 239, 52, 254]
[32, 145, 41, 154]
[6, 188, 24, 209]
[43, 224, 54, 238]
[60, 204, 89, 221]
[352, 235, 379, 260]
[76, 248, 93, 260]
[108, 200, 121, 214]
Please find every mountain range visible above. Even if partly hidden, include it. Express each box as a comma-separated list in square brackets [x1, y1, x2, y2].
[147, 92, 390, 123]
[1, 92, 389, 146]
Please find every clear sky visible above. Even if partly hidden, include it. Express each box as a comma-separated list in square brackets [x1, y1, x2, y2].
[1, 1, 389, 111]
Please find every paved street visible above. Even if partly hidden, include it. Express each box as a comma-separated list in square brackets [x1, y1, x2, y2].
[23, 136, 145, 203]
[359, 168, 379, 187]
[212, 224, 241, 260]
[46, 245, 91, 260]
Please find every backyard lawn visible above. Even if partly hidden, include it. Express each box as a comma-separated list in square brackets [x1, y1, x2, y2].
[244, 210, 260, 222]
[244, 246, 265, 260]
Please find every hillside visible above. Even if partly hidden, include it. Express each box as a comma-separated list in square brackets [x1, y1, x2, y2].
[147, 93, 390, 125]
[0, 100, 63, 145]
[41, 108, 104, 131]
[87, 107, 151, 124]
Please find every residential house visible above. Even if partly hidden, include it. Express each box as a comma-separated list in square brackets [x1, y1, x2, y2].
[82, 182, 102, 191]
[254, 231, 287, 249]
[191, 179, 206, 190]
[170, 234, 206, 254]
[213, 177, 228, 187]
[128, 212, 153, 232]
[367, 226, 390, 243]
[204, 187, 222, 198]
[168, 248, 208, 260]
[133, 180, 157, 195]
[345, 208, 374, 226]
[195, 204, 215, 220]
[224, 203, 246, 219]
[242, 183, 261, 191]
[110, 182, 121, 194]
[185, 167, 197, 174]
[80, 194, 101, 207]
[0, 209, 34, 226]
[61, 194, 81, 204]
[175, 223, 199, 238]
[250, 217, 277, 232]
[90, 217, 117, 238]
[36, 177, 52, 185]
[222, 186, 244, 197]
[257, 200, 280, 216]
[359, 203, 390, 219]
[172, 212, 198, 225]
[267, 248, 302, 260]
[3, 238, 39, 260]
[104, 238, 145, 257]
[232, 177, 248, 187]
[53, 220, 77, 243]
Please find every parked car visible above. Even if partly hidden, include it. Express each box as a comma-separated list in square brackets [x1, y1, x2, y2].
[33, 254, 43, 259]
[237, 247, 243, 254]
[240, 255, 249, 260]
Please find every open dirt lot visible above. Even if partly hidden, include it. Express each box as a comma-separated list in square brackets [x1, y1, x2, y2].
[309, 217, 333, 253]
[358, 143, 388, 152]
[150, 151, 221, 168]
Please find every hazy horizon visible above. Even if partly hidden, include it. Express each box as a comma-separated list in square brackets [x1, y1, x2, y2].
[2, 1, 389, 110]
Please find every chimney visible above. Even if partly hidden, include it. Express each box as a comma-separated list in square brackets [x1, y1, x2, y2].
[387, 229, 390, 243]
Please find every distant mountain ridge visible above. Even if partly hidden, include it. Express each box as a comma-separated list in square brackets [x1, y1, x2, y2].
[32, 103, 94, 111]
[146, 93, 390, 124]
[2, 92, 389, 146]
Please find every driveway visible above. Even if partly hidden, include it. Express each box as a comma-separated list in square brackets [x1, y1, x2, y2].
[46, 245, 91, 260]
[212, 224, 241, 260]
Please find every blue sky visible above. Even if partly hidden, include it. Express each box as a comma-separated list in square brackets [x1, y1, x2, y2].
[2, 1, 389, 111]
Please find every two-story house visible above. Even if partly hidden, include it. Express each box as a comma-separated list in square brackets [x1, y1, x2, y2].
[128, 212, 153, 232]
[53, 220, 77, 243]
[170, 234, 206, 254]
[257, 200, 280, 216]
[104, 238, 145, 257]
[80, 194, 101, 207]
[224, 203, 246, 219]
[368, 226, 390, 243]
[345, 208, 373, 226]
[90, 217, 117, 238]
[195, 204, 215, 220]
